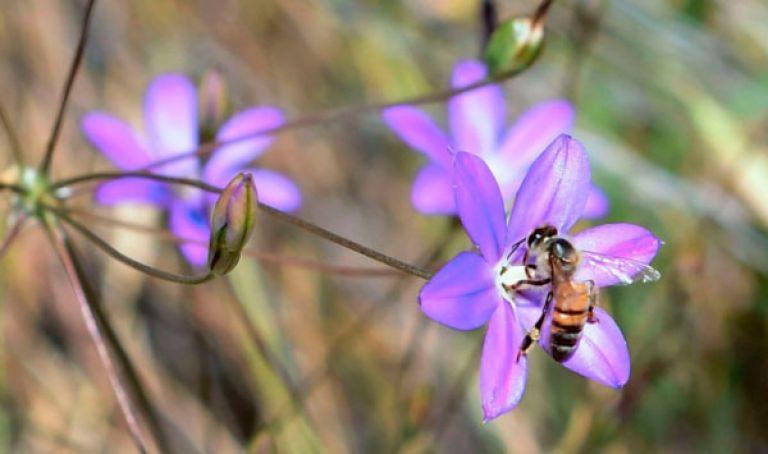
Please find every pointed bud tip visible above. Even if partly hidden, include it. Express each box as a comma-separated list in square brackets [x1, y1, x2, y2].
[207, 172, 258, 275]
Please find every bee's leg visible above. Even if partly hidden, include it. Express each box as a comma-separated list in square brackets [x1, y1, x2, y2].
[586, 280, 599, 323]
[517, 292, 554, 362]
[503, 277, 550, 293]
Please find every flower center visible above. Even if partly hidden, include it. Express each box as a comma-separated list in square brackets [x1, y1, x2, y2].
[495, 261, 528, 305]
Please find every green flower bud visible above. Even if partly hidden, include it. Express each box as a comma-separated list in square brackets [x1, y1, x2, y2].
[483, 16, 544, 76]
[207, 172, 257, 275]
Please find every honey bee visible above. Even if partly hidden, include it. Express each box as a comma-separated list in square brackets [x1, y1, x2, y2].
[507, 224, 660, 362]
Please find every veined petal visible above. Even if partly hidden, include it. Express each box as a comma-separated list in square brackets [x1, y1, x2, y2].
[497, 100, 574, 167]
[382, 106, 452, 166]
[169, 201, 210, 267]
[419, 252, 498, 331]
[481, 302, 528, 421]
[454, 152, 507, 263]
[572, 223, 662, 287]
[540, 308, 630, 388]
[144, 74, 199, 176]
[204, 107, 285, 187]
[411, 164, 455, 214]
[95, 179, 170, 206]
[449, 60, 505, 156]
[583, 185, 610, 219]
[507, 135, 591, 246]
[81, 113, 153, 169]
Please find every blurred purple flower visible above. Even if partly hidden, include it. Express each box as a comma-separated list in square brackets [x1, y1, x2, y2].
[82, 74, 300, 266]
[419, 135, 660, 421]
[383, 59, 608, 217]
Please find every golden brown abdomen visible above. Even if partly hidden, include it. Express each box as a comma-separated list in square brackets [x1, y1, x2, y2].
[551, 281, 590, 362]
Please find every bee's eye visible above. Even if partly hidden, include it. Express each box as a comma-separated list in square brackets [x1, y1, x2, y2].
[527, 231, 544, 247]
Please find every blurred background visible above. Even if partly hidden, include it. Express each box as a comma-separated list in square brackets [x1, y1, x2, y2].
[1, 0, 767, 452]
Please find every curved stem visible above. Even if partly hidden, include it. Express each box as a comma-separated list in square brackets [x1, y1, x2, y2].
[39, 0, 97, 174]
[0, 100, 23, 165]
[66, 207, 403, 277]
[50, 171, 220, 194]
[258, 203, 433, 280]
[43, 223, 150, 454]
[49, 205, 213, 284]
[137, 66, 529, 173]
[52, 171, 431, 279]
[0, 182, 26, 195]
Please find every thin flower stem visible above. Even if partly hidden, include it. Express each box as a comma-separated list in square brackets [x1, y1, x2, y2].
[0, 182, 26, 195]
[39, 0, 97, 174]
[54, 226, 172, 453]
[0, 214, 27, 261]
[137, 66, 532, 174]
[53, 172, 431, 279]
[0, 100, 23, 164]
[42, 224, 150, 454]
[67, 207, 403, 277]
[533, 0, 556, 26]
[258, 203, 433, 280]
[50, 206, 214, 284]
[50, 170, 220, 193]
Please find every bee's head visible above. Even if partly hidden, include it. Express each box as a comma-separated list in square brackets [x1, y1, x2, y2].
[527, 224, 558, 251]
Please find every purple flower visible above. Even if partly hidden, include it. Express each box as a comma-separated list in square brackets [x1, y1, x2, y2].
[382, 59, 608, 217]
[419, 134, 660, 421]
[82, 74, 301, 266]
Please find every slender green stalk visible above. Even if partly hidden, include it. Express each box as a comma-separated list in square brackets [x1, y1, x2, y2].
[0, 214, 26, 261]
[258, 203, 433, 280]
[0, 100, 23, 164]
[533, 0, 556, 25]
[0, 182, 26, 194]
[137, 66, 531, 174]
[39, 0, 97, 174]
[43, 223, 150, 454]
[53, 171, 431, 279]
[65, 207, 402, 277]
[50, 206, 213, 284]
[57, 227, 173, 453]
[50, 171, 220, 194]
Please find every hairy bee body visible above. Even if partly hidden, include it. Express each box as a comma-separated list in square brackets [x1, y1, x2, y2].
[550, 276, 591, 361]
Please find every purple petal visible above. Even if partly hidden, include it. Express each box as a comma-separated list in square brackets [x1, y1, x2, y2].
[572, 223, 662, 287]
[449, 60, 505, 155]
[81, 113, 153, 169]
[481, 302, 528, 421]
[582, 185, 610, 219]
[169, 201, 210, 267]
[418, 251, 499, 330]
[248, 169, 301, 212]
[203, 107, 285, 187]
[382, 106, 452, 166]
[95, 178, 170, 206]
[454, 152, 507, 263]
[506, 135, 591, 246]
[497, 100, 575, 166]
[411, 164, 456, 214]
[144, 74, 199, 176]
[540, 308, 630, 388]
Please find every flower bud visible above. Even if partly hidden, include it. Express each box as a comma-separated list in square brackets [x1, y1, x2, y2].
[198, 70, 231, 142]
[207, 172, 257, 275]
[483, 16, 544, 76]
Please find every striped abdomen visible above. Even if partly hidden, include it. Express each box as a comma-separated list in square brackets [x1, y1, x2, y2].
[551, 281, 590, 362]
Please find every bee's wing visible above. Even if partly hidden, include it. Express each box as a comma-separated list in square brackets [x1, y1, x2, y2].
[579, 250, 661, 285]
